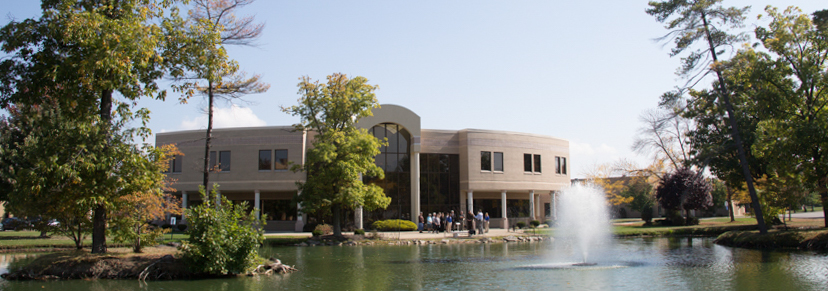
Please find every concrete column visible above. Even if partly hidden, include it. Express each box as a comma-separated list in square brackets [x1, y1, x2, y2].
[501, 190, 508, 229]
[254, 190, 261, 220]
[181, 191, 188, 222]
[295, 190, 305, 232]
[410, 152, 420, 224]
[467, 190, 474, 213]
[535, 193, 541, 220]
[551, 191, 557, 221]
[529, 190, 535, 220]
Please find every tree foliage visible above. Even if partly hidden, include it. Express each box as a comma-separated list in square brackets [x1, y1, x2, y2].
[111, 145, 182, 253]
[656, 168, 713, 225]
[180, 185, 264, 275]
[282, 73, 390, 237]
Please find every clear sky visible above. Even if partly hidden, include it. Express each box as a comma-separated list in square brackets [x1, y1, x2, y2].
[2, 1, 824, 178]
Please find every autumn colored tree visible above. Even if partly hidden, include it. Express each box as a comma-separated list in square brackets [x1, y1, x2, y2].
[111, 145, 182, 253]
[282, 73, 390, 237]
[647, 0, 767, 233]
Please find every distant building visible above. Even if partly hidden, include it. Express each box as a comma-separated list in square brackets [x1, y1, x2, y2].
[157, 104, 570, 231]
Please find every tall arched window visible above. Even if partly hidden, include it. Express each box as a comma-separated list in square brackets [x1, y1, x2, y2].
[365, 123, 411, 221]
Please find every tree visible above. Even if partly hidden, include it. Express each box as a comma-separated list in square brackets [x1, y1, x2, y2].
[177, 0, 270, 192]
[0, 0, 196, 253]
[620, 176, 655, 224]
[282, 73, 391, 237]
[748, 7, 828, 227]
[656, 167, 713, 225]
[632, 108, 693, 172]
[583, 161, 635, 206]
[647, 0, 767, 233]
[111, 144, 182, 253]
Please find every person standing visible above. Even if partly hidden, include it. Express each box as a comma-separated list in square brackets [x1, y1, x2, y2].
[476, 211, 484, 236]
[484, 212, 490, 233]
[427, 213, 433, 232]
[446, 212, 453, 233]
[418, 212, 424, 233]
[433, 213, 440, 234]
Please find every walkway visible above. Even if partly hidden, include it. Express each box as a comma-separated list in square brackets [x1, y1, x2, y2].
[264, 228, 530, 239]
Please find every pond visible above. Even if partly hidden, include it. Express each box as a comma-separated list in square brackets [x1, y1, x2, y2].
[1, 237, 827, 290]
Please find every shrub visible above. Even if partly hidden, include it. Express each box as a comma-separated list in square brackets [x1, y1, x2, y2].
[177, 224, 187, 232]
[161, 224, 172, 230]
[354, 229, 365, 235]
[302, 222, 318, 232]
[515, 221, 526, 229]
[685, 216, 700, 226]
[641, 206, 654, 224]
[530, 220, 541, 227]
[371, 219, 417, 231]
[180, 186, 265, 275]
[312, 229, 323, 237]
[314, 224, 333, 235]
[545, 219, 556, 227]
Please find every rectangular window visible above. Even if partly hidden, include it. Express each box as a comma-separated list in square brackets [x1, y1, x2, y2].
[274, 149, 289, 170]
[533, 154, 542, 173]
[524, 154, 532, 172]
[561, 157, 567, 175]
[172, 155, 182, 173]
[258, 150, 272, 171]
[480, 151, 492, 171]
[493, 152, 503, 172]
[210, 151, 217, 171]
[219, 151, 231, 172]
[555, 156, 561, 174]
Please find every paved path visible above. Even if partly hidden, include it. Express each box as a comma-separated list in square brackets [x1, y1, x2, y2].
[784, 210, 824, 219]
[265, 228, 530, 239]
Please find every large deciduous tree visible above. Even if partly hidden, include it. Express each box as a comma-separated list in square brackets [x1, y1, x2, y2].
[282, 73, 391, 237]
[0, 0, 195, 253]
[748, 7, 828, 227]
[647, 0, 767, 233]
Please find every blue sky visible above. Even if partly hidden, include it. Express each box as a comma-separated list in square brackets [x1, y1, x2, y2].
[2, 1, 824, 178]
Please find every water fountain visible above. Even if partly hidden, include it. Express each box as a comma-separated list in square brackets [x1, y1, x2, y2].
[518, 183, 620, 270]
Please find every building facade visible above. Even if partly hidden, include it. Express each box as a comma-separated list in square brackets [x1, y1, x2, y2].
[157, 104, 570, 231]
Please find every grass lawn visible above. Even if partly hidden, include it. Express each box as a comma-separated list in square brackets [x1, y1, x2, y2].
[0, 230, 189, 250]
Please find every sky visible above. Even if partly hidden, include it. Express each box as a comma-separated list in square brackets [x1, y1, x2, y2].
[2, 1, 824, 178]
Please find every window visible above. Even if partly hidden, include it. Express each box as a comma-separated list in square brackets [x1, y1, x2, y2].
[166, 155, 182, 173]
[533, 154, 542, 173]
[481, 151, 492, 171]
[493, 152, 503, 172]
[524, 154, 532, 172]
[274, 149, 288, 170]
[555, 156, 567, 174]
[258, 150, 272, 170]
[219, 151, 231, 172]
[555, 156, 561, 174]
[562, 157, 567, 174]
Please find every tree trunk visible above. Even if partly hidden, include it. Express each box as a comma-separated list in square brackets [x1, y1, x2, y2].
[700, 12, 766, 234]
[92, 89, 113, 254]
[202, 81, 214, 192]
[727, 185, 735, 222]
[819, 180, 828, 228]
[332, 204, 342, 237]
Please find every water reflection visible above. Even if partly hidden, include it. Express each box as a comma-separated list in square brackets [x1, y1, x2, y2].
[0, 239, 827, 291]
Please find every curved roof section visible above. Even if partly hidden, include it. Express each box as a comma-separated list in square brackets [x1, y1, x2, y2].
[356, 104, 421, 137]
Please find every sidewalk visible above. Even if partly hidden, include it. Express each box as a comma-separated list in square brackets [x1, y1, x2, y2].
[264, 228, 530, 239]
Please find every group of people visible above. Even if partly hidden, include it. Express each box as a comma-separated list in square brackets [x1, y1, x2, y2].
[417, 210, 490, 235]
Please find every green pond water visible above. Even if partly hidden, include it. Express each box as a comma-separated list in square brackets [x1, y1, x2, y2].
[1, 237, 827, 290]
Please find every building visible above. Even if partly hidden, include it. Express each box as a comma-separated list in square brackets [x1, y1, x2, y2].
[156, 104, 570, 231]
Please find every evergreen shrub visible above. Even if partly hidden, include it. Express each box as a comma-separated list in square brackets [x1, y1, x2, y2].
[372, 219, 417, 231]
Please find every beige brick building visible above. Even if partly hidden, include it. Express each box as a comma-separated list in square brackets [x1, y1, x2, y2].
[157, 104, 570, 231]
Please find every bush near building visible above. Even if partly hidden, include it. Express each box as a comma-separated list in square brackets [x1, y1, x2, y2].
[372, 219, 417, 231]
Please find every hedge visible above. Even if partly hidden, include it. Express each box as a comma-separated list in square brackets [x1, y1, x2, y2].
[372, 219, 417, 231]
